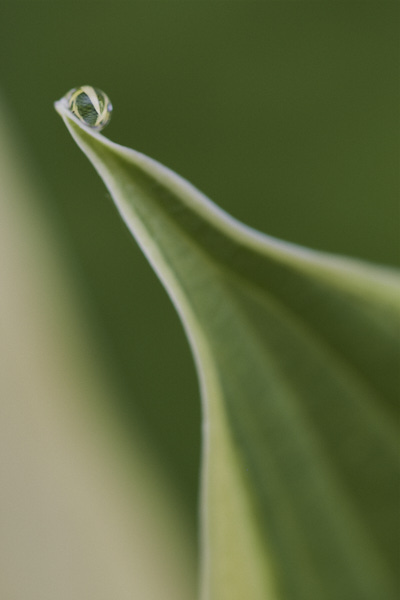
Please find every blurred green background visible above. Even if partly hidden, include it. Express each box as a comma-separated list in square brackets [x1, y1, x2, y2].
[1, 0, 398, 544]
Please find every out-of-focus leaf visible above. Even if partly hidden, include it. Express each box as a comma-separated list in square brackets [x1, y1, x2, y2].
[0, 97, 195, 600]
[56, 99, 400, 600]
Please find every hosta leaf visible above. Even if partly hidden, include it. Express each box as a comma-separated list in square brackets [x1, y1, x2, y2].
[0, 98, 195, 600]
[56, 99, 400, 600]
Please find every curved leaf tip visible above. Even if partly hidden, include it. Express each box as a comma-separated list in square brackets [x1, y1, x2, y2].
[56, 96, 400, 600]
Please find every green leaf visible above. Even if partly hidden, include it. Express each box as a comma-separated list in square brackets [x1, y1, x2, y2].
[55, 99, 400, 600]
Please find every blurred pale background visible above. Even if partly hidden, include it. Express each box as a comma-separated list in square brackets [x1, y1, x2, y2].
[0, 2, 398, 598]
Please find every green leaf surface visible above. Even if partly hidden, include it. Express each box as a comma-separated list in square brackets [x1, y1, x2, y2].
[56, 100, 400, 600]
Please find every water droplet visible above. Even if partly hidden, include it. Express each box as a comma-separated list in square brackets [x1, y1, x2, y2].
[64, 86, 112, 131]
